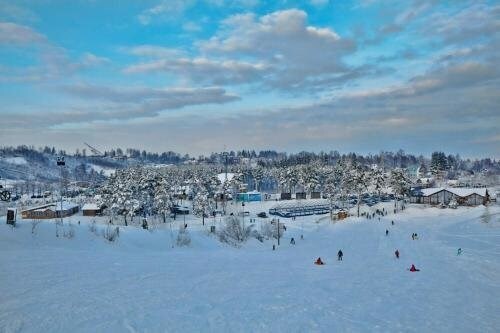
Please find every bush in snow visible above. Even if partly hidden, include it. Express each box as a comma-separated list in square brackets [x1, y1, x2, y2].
[102, 225, 120, 242]
[217, 215, 253, 246]
[260, 221, 284, 240]
[176, 225, 191, 247]
[89, 221, 98, 234]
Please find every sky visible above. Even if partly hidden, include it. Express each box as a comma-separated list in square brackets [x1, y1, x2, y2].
[0, 0, 499, 158]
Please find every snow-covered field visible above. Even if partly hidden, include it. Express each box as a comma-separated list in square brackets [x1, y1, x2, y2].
[1, 203, 499, 333]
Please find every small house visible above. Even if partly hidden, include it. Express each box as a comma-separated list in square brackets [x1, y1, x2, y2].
[311, 192, 321, 199]
[82, 203, 102, 216]
[238, 191, 262, 202]
[295, 192, 306, 200]
[280, 193, 292, 200]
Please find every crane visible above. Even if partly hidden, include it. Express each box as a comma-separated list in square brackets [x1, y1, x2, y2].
[84, 142, 104, 157]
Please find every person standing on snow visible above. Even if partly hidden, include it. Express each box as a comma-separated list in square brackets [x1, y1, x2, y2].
[337, 250, 343, 261]
[386, 229, 389, 236]
[457, 248, 462, 255]
[395, 249, 400, 258]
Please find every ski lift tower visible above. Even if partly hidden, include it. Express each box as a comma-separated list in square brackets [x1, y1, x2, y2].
[0, 176, 11, 202]
[56, 156, 66, 236]
[84, 142, 104, 157]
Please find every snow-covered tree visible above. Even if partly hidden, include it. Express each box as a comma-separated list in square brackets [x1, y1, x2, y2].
[370, 167, 387, 201]
[346, 162, 369, 217]
[298, 163, 320, 195]
[217, 215, 253, 247]
[251, 165, 265, 192]
[322, 165, 341, 219]
[389, 168, 412, 212]
[193, 188, 214, 226]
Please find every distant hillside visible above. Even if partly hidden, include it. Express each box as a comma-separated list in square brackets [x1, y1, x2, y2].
[0, 146, 126, 183]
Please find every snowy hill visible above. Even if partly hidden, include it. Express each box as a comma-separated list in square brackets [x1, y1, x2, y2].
[0, 151, 125, 183]
[1, 205, 499, 332]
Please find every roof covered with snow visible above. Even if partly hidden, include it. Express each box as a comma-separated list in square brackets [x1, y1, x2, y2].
[82, 203, 99, 210]
[23, 201, 79, 213]
[54, 202, 79, 211]
[419, 188, 488, 197]
[270, 199, 330, 210]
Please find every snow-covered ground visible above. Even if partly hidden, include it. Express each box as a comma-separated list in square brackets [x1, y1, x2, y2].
[1, 203, 499, 333]
[2, 157, 28, 165]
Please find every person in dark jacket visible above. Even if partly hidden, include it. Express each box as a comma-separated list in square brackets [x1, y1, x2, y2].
[395, 249, 400, 258]
[386, 229, 389, 236]
[337, 250, 343, 261]
[290, 237, 295, 245]
[409, 264, 420, 272]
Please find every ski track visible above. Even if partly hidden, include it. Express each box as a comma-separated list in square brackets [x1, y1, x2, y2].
[0, 204, 499, 332]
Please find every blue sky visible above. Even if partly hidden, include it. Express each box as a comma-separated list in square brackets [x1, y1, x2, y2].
[0, 0, 499, 157]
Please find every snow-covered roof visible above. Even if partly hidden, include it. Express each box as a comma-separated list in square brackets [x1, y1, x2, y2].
[271, 199, 329, 210]
[54, 202, 79, 211]
[82, 203, 99, 210]
[419, 188, 488, 197]
[23, 201, 79, 213]
[239, 190, 261, 195]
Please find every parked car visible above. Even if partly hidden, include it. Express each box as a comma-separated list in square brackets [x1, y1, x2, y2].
[172, 205, 189, 215]
[257, 212, 268, 218]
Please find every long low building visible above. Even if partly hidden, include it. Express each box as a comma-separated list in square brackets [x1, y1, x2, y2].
[21, 202, 80, 219]
[269, 199, 331, 218]
[410, 188, 490, 206]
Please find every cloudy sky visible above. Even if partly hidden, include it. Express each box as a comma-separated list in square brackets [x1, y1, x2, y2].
[0, 0, 499, 157]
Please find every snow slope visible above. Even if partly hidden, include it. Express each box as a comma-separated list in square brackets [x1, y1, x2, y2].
[2, 157, 27, 165]
[0, 204, 499, 333]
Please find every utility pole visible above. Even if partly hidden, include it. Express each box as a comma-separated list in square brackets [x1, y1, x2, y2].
[277, 218, 280, 246]
[242, 201, 245, 232]
[222, 150, 228, 215]
[56, 156, 65, 237]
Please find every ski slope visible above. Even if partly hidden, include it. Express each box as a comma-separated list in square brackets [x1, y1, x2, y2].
[0, 204, 499, 333]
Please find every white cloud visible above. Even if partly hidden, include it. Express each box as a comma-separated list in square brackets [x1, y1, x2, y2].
[124, 57, 268, 85]
[201, 9, 355, 90]
[182, 21, 201, 32]
[127, 45, 185, 58]
[138, 0, 195, 25]
[126, 9, 357, 91]
[0, 22, 46, 44]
